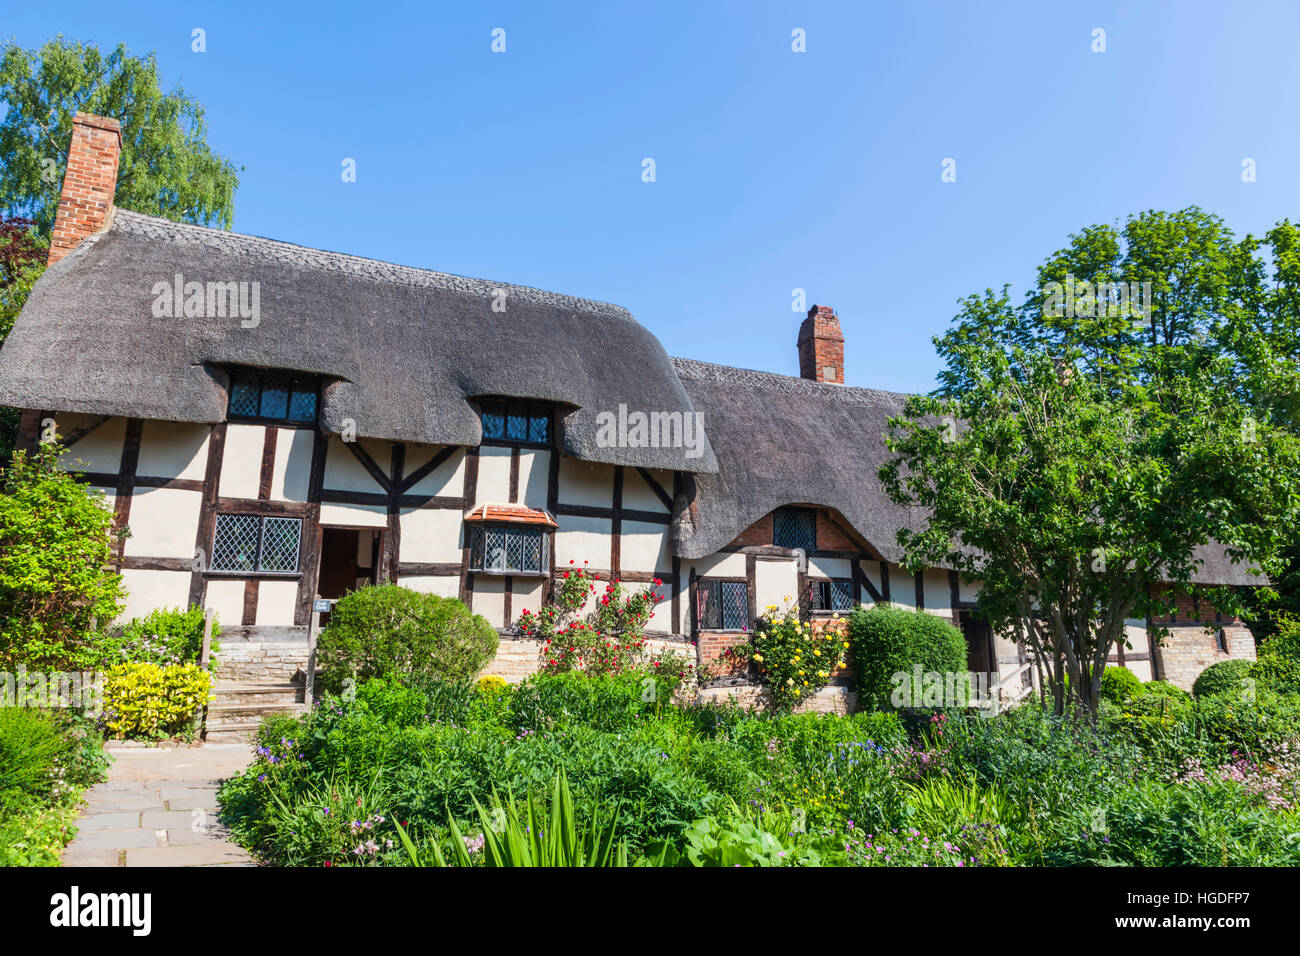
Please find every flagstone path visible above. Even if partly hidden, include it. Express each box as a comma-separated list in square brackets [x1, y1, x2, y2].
[61, 743, 256, 867]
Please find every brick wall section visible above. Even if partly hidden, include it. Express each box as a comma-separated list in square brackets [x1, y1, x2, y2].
[481, 634, 696, 683]
[817, 516, 857, 551]
[48, 113, 121, 266]
[728, 514, 773, 548]
[1158, 624, 1255, 690]
[796, 305, 845, 384]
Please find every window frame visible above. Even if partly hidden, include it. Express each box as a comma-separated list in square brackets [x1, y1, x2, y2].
[808, 577, 855, 613]
[225, 367, 321, 427]
[208, 512, 305, 576]
[477, 398, 554, 448]
[772, 506, 818, 552]
[694, 577, 750, 633]
[467, 523, 550, 576]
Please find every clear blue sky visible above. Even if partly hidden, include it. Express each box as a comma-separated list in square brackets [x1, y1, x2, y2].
[6, 0, 1300, 393]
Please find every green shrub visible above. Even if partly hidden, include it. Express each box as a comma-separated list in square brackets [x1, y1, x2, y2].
[0, 708, 65, 806]
[1188, 689, 1300, 760]
[1100, 666, 1141, 704]
[315, 585, 498, 693]
[1192, 658, 1255, 699]
[1254, 620, 1300, 697]
[0, 444, 125, 670]
[101, 606, 220, 669]
[101, 662, 212, 740]
[847, 605, 967, 709]
[1139, 680, 1190, 701]
[507, 671, 652, 735]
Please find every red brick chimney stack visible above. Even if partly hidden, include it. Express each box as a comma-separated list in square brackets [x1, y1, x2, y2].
[797, 304, 844, 384]
[47, 112, 122, 266]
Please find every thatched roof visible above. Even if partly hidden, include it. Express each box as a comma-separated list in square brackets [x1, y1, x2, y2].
[670, 357, 1260, 587]
[0, 208, 717, 472]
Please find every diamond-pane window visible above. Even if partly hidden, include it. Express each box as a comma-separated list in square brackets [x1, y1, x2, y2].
[479, 399, 551, 445]
[210, 514, 303, 573]
[227, 368, 319, 424]
[773, 508, 817, 552]
[696, 579, 749, 631]
[259, 517, 302, 572]
[810, 579, 854, 612]
[468, 525, 547, 573]
[211, 515, 259, 572]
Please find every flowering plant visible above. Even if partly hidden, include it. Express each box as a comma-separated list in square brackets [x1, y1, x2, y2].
[725, 602, 848, 711]
[517, 559, 663, 677]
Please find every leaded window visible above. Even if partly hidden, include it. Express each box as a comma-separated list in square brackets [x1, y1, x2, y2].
[773, 507, 817, 552]
[467, 525, 548, 574]
[696, 579, 749, 631]
[479, 399, 551, 445]
[809, 579, 854, 612]
[211, 514, 303, 573]
[227, 368, 319, 424]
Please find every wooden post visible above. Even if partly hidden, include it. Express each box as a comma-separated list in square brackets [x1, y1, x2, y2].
[200, 607, 213, 671]
[304, 595, 321, 709]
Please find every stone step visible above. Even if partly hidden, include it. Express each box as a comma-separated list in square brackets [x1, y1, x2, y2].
[207, 701, 306, 720]
[210, 681, 304, 704]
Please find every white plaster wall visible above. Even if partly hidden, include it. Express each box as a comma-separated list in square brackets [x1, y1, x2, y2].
[514, 578, 545, 616]
[473, 576, 506, 627]
[958, 574, 981, 604]
[123, 487, 201, 559]
[399, 508, 464, 562]
[620, 520, 670, 573]
[517, 449, 551, 508]
[405, 446, 464, 497]
[808, 556, 852, 580]
[204, 578, 246, 625]
[319, 502, 387, 527]
[555, 516, 612, 567]
[888, 564, 917, 608]
[119, 569, 191, 623]
[474, 447, 513, 504]
[59, 415, 125, 473]
[689, 552, 747, 578]
[137, 421, 208, 480]
[558, 456, 610, 506]
[922, 569, 951, 616]
[256, 580, 299, 626]
[271, 427, 313, 502]
[219, 424, 264, 500]
[322, 437, 391, 493]
[860, 562, 884, 604]
[399, 575, 461, 598]
[622, 468, 672, 512]
[755, 558, 798, 614]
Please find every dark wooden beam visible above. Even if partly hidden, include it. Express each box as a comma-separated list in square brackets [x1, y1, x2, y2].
[509, 447, 521, 504]
[189, 422, 227, 609]
[384, 444, 405, 582]
[257, 426, 278, 500]
[459, 447, 480, 607]
[915, 570, 925, 610]
[552, 503, 670, 525]
[671, 554, 681, 635]
[242, 579, 259, 626]
[112, 419, 143, 571]
[399, 445, 459, 494]
[745, 552, 757, 629]
[344, 440, 391, 493]
[611, 466, 623, 576]
[294, 429, 328, 626]
[635, 467, 674, 511]
[122, 556, 192, 572]
[396, 562, 463, 577]
[879, 561, 891, 602]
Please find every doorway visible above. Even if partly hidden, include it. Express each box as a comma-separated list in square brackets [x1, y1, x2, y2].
[316, 528, 381, 623]
[958, 609, 995, 676]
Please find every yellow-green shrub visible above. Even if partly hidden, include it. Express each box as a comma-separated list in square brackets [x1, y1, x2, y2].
[102, 663, 212, 740]
[475, 675, 508, 696]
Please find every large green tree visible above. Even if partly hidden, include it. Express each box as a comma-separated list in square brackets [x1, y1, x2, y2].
[0, 36, 240, 233]
[881, 208, 1300, 715]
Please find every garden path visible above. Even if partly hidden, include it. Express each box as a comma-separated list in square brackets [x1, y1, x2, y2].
[61, 743, 255, 867]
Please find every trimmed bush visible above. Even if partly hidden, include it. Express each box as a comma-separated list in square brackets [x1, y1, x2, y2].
[315, 585, 498, 693]
[1100, 666, 1141, 704]
[0, 708, 65, 806]
[847, 605, 967, 709]
[1254, 619, 1300, 697]
[101, 662, 212, 740]
[1191, 658, 1255, 699]
[1139, 680, 1190, 701]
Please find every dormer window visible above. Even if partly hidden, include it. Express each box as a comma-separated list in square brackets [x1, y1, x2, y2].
[773, 507, 817, 552]
[479, 398, 552, 445]
[227, 368, 319, 424]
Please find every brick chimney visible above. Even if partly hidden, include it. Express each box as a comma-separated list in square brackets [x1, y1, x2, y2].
[797, 304, 844, 384]
[47, 112, 122, 267]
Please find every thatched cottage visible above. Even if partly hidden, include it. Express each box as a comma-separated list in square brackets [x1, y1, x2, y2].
[0, 114, 1257, 701]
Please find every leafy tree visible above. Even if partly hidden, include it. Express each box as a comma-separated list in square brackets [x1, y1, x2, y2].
[0, 442, 124, 670]
[0, 36, 240, 233]
[0, 215, 46, 460]
[881, 208, 1300, 716]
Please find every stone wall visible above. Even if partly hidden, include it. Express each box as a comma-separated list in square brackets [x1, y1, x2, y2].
[483, 633, 696, 683]
[1158, 623, 1256, 691]
[216, 639, 310, 682]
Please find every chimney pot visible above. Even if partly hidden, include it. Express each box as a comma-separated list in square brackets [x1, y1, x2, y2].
[797, 304, 845, 384]
[47, 112, 122, 267]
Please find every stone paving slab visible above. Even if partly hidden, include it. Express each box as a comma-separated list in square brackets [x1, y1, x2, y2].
[63, 744, 256, 868]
